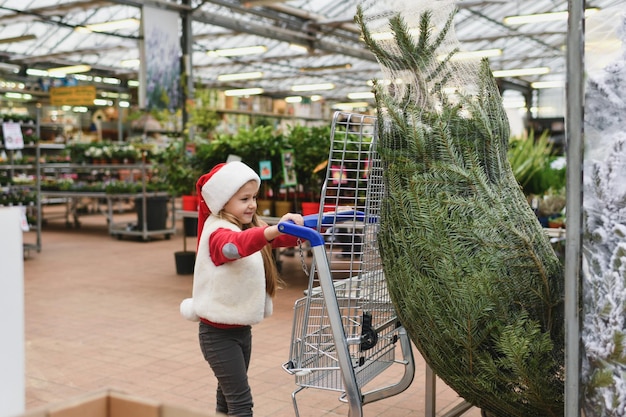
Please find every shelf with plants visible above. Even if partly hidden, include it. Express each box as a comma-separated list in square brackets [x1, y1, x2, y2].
[0, 116, 45, 254]
[38, 157, 174, 241]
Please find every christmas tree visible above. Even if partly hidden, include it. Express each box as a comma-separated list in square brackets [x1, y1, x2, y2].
[356, 2, 564, 415]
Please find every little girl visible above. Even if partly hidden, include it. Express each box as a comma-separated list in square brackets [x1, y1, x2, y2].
[180, 161, 303, 417]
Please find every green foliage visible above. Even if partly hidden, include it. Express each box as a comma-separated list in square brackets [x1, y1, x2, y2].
[159, 139, 203, 196]
[286, 125, 331, 199]
[508, 131, 565, 196]
[357, 6, 564, 416]
[192, 124, 331, 199]
[187, 89, 220, 133]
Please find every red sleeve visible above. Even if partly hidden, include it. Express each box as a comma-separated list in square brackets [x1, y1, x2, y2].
[271, 234, 301, 249]
[208, 227, 269, 266]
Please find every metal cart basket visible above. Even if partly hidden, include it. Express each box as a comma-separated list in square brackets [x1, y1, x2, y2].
[279, 112, 415, 417]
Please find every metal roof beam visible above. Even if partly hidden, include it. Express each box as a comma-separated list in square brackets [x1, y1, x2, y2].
[192, 9, 376, 62]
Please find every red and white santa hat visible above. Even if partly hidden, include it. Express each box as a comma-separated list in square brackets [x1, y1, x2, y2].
[195, 161, 261, 235]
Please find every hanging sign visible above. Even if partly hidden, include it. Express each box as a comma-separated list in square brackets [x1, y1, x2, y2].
[259, 160, 272, 180]
[2, 122, 24, 150]
[49, 85, 96, 106]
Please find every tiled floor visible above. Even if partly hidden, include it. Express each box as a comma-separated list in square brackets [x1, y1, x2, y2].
[22, 206, 482, 417]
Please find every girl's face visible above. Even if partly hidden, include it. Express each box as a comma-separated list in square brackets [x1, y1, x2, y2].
[222, 180, 259, 224]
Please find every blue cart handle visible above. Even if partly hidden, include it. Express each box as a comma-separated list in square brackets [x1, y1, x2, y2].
[278, 210, 369, 248]
[278, 221, 325, 247]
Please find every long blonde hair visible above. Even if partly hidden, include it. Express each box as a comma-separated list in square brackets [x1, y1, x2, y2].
[218, 211, 285, 297]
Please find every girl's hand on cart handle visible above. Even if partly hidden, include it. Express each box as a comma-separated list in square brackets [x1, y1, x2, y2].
[264, 213, 303, 241]
[279, 212, 304, 226]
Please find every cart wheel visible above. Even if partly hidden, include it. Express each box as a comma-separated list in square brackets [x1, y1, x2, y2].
[165, 234, 171, 240]
[115, 234, 122, 240]
[65, 221, 72, 228]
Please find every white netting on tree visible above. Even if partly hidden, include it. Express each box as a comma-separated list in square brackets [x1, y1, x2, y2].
[355, 1, 565, 416]
[356, 0, 483, 114]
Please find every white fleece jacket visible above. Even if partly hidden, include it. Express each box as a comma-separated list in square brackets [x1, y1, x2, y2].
[187, 215, 272, 325]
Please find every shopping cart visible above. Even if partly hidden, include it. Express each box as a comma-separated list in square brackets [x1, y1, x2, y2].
[279, 112, 415, 417]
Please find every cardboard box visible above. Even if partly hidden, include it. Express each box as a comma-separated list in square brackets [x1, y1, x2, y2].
[17, 390, 212, 417]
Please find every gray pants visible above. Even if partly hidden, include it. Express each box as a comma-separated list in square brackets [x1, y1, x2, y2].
[199, 322, 253, 416]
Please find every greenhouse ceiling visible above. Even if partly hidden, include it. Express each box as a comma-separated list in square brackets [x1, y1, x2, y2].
[0, 0, 623, 103]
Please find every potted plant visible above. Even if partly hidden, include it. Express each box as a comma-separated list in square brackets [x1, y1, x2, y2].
[286, 124, 331, 214]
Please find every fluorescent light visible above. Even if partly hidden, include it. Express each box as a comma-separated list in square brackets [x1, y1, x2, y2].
[347, 91, 375, 100]
[224, 88, 264, 96]
[102, 77, 121, 85]
[492, 67, 550, 77]
[207, 45, 267, 57]
[26, 68, 49, 77]
[5, 92, 28, 99]
[531, 80, 564, 89]
[504, 8, 599, 25]
[217, 71, 263, 81]
[310, 95, 323, 102]
[285, 96, 302, 103]
[291, 83, 335, 92]
[0, 62, 20, 73]
[128, 80, 140, 87]
[48, 64, 91, 76]
[370, 28, 420, 41]
[76, 18, 140, 33]
[442, 48, 502, 61]
[119, 101, 130, 108]
[120, 59, 140, 68]
[332, 101, 371, 110]
[94, 99, 111, 106]
[289, 43, 309, 53]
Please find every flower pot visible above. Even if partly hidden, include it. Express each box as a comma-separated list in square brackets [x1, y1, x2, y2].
[183, 216, 198, 237]
[135, 196, 168, 231]
[301, 201, 320, 216]
[175, 251, 195, 275]
[181, 195, 199, 211]
[274, 201, 293, 217]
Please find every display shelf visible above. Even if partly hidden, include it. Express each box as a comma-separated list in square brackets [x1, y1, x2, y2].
[0, 120, 45, 254]
[41, 190, 176, 241]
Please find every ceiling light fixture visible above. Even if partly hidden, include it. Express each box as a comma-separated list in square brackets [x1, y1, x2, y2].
[347, 91, 375, 100]
[75, 18, 140, 33]
[531, 80, 564, 89]
[492, 67, 550, 77]
[0, 62, 21, 73]
[504, 8, 599, 25]
[441, 48, 502, 61]
[217, 71, 264, 81]
[285, 96, 302, 103]
[0, 34, 37, 44]
[120, 59, 140, 68]
[332, 101, 371, 110]
[370, 28, 420, 41]
[289, 43, 309, 53]
[310, 95, 323, 102]
[224, 87, 264, 97]
[48, 64, 92, 76]
[207, 45, 267, 57]
[291, 83, 335, 92]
